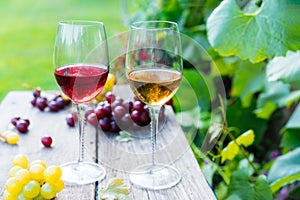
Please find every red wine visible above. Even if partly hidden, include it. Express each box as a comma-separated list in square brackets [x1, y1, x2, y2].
[54, 65, 108, 103]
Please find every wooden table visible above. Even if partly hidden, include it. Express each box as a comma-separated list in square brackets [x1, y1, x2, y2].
[0, 85, 216, 200]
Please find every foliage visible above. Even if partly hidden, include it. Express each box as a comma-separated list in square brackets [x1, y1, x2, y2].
[0, 0, 123, 100]
[127, 0, 300, 199]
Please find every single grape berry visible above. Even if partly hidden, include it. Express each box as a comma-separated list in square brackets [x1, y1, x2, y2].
[36, 97, 48, 111]
[48, 101, 60, 112]
[138, 111, 151, 126]
[86, 113, 98, 126]
[113, 105, 126, 119]
[130, 110, 141, 123]
[33, 89, 41, 98]
[99, 117, 111, 131]
[95, 106, 108, 119]
[133, 101, 144, 112]
[66, 114, 75, 127]
[11, 117, 20, 126]
[41, 136, 53, 147]
[31, 98, 37, 106]
[109, 121, 121, 133]
[105, 92, 115, 104]
[166, 98, 173, 106]
[55, 97, 65, 109]
[123, 100, 133, 112]
[24, 119, 30, 127]
[16, 119, 29, 133]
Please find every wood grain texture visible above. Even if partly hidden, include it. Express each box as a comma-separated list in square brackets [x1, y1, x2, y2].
[0, 85, 216, 200]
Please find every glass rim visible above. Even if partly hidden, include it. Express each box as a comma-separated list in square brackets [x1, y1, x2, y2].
[130, 20, 178, 30]
[58, 20, 105, 27]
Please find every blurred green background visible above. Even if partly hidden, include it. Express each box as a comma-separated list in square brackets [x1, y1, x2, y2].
[0, 0, 124, 100]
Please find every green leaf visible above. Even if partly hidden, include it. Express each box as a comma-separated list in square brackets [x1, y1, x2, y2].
[116, 131, 134, 143]
[227, 168, 254, 199]
[227, 168, 272, 200]
[285, 90, 300, 107]
[271, 173, 300, 193]
[226, 98, 267, 145]
[285, 104, 300, 129]
[253, 101, 277, 119]
[267, 51, 300, 84]
[207, 0, 300, 63]
[253, 175, 273, 199]
[256, 81, 290, 114]
[281, 104, 300, 148]
[99, 178, 131, 200]
[281, 129, 300, 148]
[231, 61, 265, 107]
[268, 148, 300, 192]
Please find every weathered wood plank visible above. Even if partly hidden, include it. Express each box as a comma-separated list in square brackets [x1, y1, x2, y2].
[0, 86, 216, 200]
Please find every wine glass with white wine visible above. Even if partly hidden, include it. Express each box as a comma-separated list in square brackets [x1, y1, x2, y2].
[126, 20, 183, 190]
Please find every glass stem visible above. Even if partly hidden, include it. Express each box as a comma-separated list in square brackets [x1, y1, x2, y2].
[150, 106, 160, 166]
[77, 104, 87, 163]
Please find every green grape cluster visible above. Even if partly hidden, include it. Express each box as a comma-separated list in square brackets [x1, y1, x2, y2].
[3, 154, 64, 200]
[0, 130, 19, 145]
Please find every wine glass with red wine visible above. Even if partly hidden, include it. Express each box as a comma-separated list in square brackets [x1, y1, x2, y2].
[126, 21, 183, 190]
[53, 20, 108, 184]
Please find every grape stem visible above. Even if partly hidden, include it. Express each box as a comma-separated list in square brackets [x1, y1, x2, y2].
[219, 95, 259, 175]
[0, 134, 6, 142]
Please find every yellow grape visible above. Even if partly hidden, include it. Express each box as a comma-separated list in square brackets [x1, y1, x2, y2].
[30, 160, 47, 169]
[17, 193, 31, 200]
[8, 166, 23, 178]
[33, 194, 46, 200]
[55, 179, 64, 192]
[5, 131, 19, 144]
[12, 154, 29, 169]
[44, 165, 62, 184]
[95, 73, 115, 102]
[5, 177, 23, 195]
[3, 190, 17, 200]
[40, 183, 57, 199]
[15, 169, 31, 185]
[22, 180, 40, 199]
[29, 164, 45, 181]
[61, 93, 70, 101]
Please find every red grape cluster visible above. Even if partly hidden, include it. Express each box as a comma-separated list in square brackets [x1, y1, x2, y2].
[79, 92, 152, 133]
[65, 92, 170, 133]
[11, 117, 30, 133]
[30, 89, 71, 112]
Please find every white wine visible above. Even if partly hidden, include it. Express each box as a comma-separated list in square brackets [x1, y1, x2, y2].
[128, 67, 182, 107]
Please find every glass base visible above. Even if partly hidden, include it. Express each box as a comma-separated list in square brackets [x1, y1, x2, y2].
[60, 161, 106, 185]
[129, 163, 181, 190]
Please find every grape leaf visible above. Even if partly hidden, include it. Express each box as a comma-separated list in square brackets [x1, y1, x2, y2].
[281, 103, 300, 148]
[268, 148, 300, 192]
[267, 51, 300, 84]
[116, 131, 134, 143]
[256, 81, 290, 113]
[231, 61, 265, 107]
[227, 168, 272, 200]
[207, 0, 300, 63]
[99, 178, 131, 200]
